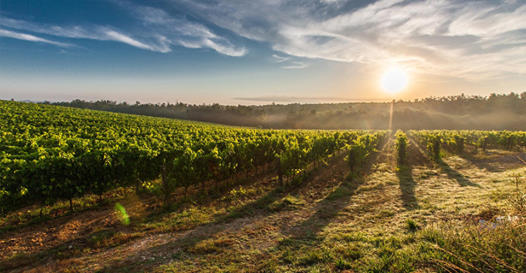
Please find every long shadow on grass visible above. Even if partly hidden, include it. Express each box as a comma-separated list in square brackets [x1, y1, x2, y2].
[0, 230, 128, 272]
[265, 144, 391, 270]
[250, 175, 362, 271]
[280, 173, 363, 240]
[96, 157, 345, 272]
[0, 168, 281, 272]
[436, 158, 481, 187]
[277, 140, 392, 244]
[457, 151, 501, 172]
[397, 138, 428, 210]
[396, 164, 419, 210]
[138, 169, 278, 231]
[458, 149, 526, 173]
[0, 240, 75, 272]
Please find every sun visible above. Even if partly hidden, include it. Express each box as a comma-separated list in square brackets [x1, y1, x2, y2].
[380, 66, 409, 94]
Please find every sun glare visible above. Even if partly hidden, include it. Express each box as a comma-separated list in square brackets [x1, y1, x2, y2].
[380, 66, 409, 94]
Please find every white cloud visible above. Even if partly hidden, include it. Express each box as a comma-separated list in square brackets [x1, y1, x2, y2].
[272, 54, 290, 63]
[112, 1, 247, 56]
[201, 38, 247, 56]
[0, 16, 171, 52]
[131, 4, 246, 56]
[2, 0, 524, 73]
[272, 54, 308, 69]
[173, 0, 526, 79]
[102, 29, 170, 53]
[0, 2, 246, 57]
[0, 28, 71, 47]
[448, 4, 526, 37]
[282, 61, 308, 69]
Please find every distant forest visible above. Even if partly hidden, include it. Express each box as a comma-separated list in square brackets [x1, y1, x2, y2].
[46, 92, 526, 130]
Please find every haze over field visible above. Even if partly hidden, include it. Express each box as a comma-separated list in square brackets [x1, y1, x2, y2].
[2, 2, 526, 272]
[1, 0, 526, 104]
[51, 93, 526, 130]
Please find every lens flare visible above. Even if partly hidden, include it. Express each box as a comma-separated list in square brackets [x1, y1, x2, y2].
[114, 202, 130, 225]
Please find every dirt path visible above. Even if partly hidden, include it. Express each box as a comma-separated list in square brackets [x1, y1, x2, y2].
[2, 137, 400, 272]
[96, 153, 353, 272]
[2, 139, 526, 272]
[94, 141, 397, 272]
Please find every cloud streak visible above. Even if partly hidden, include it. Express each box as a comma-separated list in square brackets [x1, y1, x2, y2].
[272, 54, 290, 63]
[0, 16, 172, 53]
[272, 54, 308, 69]
[0, 28, 71, 47]
[2, 0, 524, 77]
[102, 29, 169, 52]
[282, 61, 308, 69]
[122, 2, 247, 56]
[0, 2, 246, 56]
[173, 0, 526, 79]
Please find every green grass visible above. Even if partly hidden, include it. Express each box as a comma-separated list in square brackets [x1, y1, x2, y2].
[1, 146, 526, 273]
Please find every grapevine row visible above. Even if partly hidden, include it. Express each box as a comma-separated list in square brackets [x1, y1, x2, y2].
[409, 130, 526, 159]
[0, 101, 381, 213]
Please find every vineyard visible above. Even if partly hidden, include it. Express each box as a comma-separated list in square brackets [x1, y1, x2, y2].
[1, 100, 526, 272]
[0, 101, 386, 215]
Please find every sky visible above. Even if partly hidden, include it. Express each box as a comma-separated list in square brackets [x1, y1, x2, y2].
[0, 0, 525, 105]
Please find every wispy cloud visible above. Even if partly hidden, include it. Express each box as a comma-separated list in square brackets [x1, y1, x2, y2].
[102, 28, 170, 52]
[2, 0, 523, 76]
[173, 0, 526, 79]
[282, 61, 308, 69]
[272, 54, 290, 63]
[0, 1, 246, 56]
[272, 54, 308, 69]
[0, 16, 171, 53]
[127, 3, 246, 56]
[0, 28, 71, 47]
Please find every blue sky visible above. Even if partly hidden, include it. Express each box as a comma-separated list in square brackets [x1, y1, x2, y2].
[1, 0, 525, 104]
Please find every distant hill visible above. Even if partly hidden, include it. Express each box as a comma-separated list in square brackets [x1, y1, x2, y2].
[46, 92, 526, 130]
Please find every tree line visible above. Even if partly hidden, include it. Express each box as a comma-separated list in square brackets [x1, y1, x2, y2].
[42, 92, 526, 130]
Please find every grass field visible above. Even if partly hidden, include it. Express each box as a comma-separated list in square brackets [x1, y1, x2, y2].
[1, 133, 525, 272]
